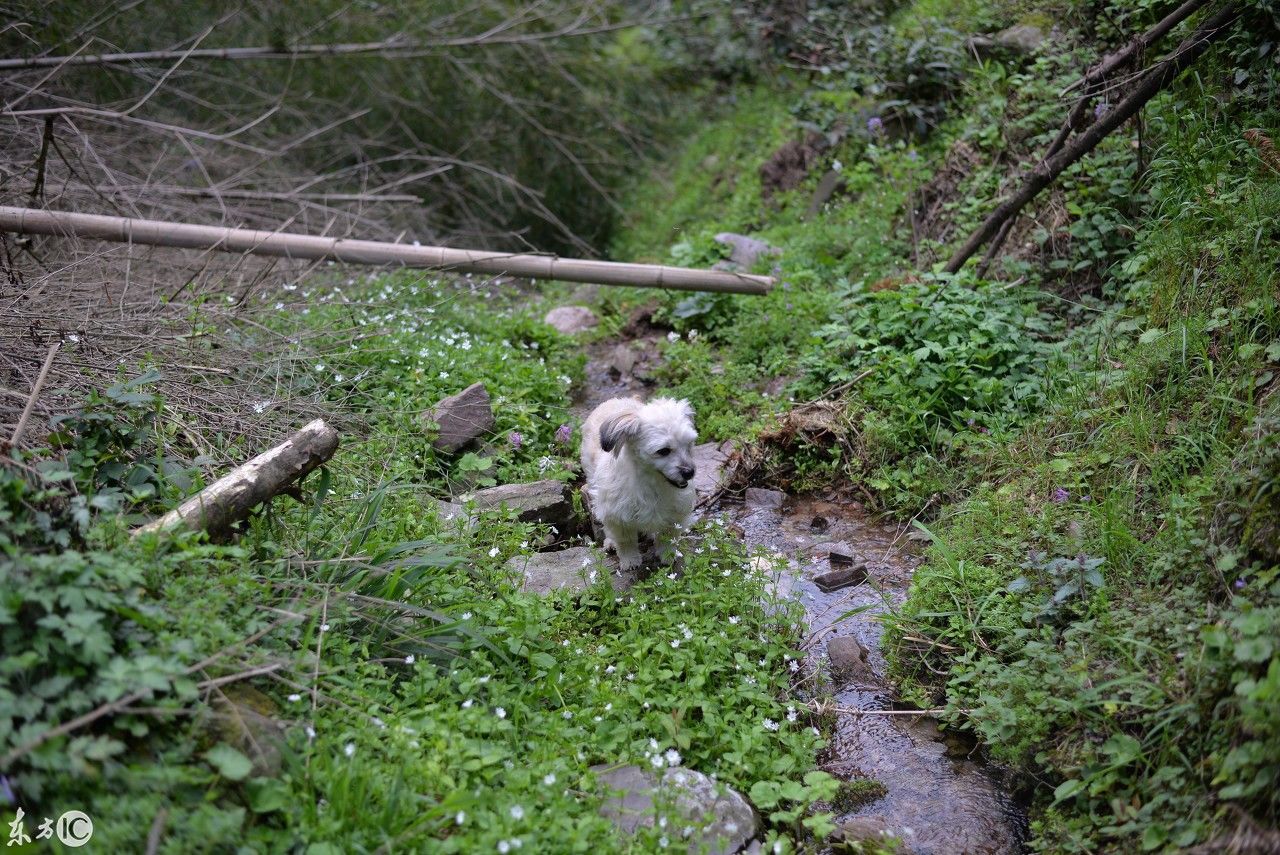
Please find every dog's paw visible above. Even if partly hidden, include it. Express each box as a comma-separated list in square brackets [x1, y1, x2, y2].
[616, 553, 643, 573]
[603, 537, 617, 554]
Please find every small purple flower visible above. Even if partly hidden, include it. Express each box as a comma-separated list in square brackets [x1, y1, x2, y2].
[0, 774, 14, 805]
[1080, 495, 1092, 503]
[554, 423, 573, 445]
[867, 115, 884, 134]
[1051, 487, 1070, 504]
[1094, 101, 1109, 120]
[1233, 578, 1247, 591]
[509, 431, 523, 450]
[907, 149, 919, 161]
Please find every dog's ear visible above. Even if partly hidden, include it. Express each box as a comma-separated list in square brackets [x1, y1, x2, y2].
[678, 399, 696, 431]
[599, 409, 641, 454]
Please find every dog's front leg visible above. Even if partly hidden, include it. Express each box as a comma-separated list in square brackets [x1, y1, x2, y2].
[604, 521, 642, 572]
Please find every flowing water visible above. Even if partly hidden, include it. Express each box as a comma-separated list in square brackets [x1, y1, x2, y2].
[728, 496, 1025, 854]
[575, 339, 1026, 853]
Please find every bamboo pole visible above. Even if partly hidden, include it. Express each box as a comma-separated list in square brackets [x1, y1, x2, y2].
[0, 206, 774, 295]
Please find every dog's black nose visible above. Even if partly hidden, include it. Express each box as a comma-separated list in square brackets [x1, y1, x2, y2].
[679, 465, 696, 481]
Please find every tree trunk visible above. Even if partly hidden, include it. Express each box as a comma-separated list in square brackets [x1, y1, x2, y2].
[133, 419, 338, 539]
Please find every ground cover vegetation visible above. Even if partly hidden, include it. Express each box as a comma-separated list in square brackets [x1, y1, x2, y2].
[604, 0, 1279, 850]
[2, 0, 1278, 852]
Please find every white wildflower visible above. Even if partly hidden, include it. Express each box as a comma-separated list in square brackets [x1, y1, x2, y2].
[664, 748, 681, 766]
[344, 742, 356, 757]
[495, 707, 507, 719]
[763, 718, 779, 732]
[510, 805, 524, 820]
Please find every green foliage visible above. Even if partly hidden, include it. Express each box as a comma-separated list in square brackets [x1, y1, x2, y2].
[803, 275, 1058, 445]
[749, 770, 840, 839]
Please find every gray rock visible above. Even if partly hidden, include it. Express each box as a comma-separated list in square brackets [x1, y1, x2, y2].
[995, 23, 1045, 52]
[828, 635, 874, 683]
[433, 499, 472, 528]
[714, 233, 781, 269]
[967, 23, 1045, 59]
[745, 487, 786, 511]
[511, 547, 637, 595]
[469, 479, 574, 527]
[425, 383, 494, 452]
[593, 763, 759, 854]
[544, 305, 599, 335]
[692, 441, 734, 497]
[834, 816, 895, 847]
[607, 344, 639, 379]
[814, 563, 868, 593]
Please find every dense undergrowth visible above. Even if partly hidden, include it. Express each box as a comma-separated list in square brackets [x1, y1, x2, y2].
[602, 0, 1280, 851]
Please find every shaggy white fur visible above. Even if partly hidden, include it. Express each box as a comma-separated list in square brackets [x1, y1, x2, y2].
[580, 396, 698, 571]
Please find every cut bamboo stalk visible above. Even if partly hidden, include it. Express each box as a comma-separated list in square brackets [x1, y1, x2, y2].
[0, 206, 774, 295]
[133, 418, 338, 539]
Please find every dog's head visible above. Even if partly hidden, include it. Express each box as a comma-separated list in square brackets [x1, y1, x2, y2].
[599, 397, 699, 489]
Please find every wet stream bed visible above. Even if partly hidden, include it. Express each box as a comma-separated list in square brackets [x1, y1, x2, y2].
[726, 495, 1025, 854]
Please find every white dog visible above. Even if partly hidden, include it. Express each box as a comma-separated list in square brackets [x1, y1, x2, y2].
[580, 396, 698, 571]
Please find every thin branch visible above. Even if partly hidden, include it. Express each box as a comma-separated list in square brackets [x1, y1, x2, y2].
[944, 2, 1242, 274]
[0, 17, 676, 71]
[3, 341, 60, 451]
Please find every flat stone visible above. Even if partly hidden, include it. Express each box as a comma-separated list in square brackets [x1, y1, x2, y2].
[745, 487, 786, 511]
[511, 547, 637, 595]
[833, 816, 894, 847]
[433, 499, 473, 529]
[714, 232, 781, 269]
[814, 563, 868, 593]
[424, 383, 494, 452]
[593, 763, 759, 854]
[692, 442, 734, 497]
[828, 635, 874, 683]
[544, 305, 598, 335]
[469, 479, 574, 527]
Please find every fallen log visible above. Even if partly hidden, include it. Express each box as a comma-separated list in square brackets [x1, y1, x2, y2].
[0, 206, 773, 295]
[133, 419, 338, 539]
[944, 1, 1242, 274]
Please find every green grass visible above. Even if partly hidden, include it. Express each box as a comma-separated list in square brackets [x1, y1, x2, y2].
[2, 278, 834, 852]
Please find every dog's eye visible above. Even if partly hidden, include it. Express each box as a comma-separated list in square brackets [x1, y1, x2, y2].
[655, 447, 672, 457]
